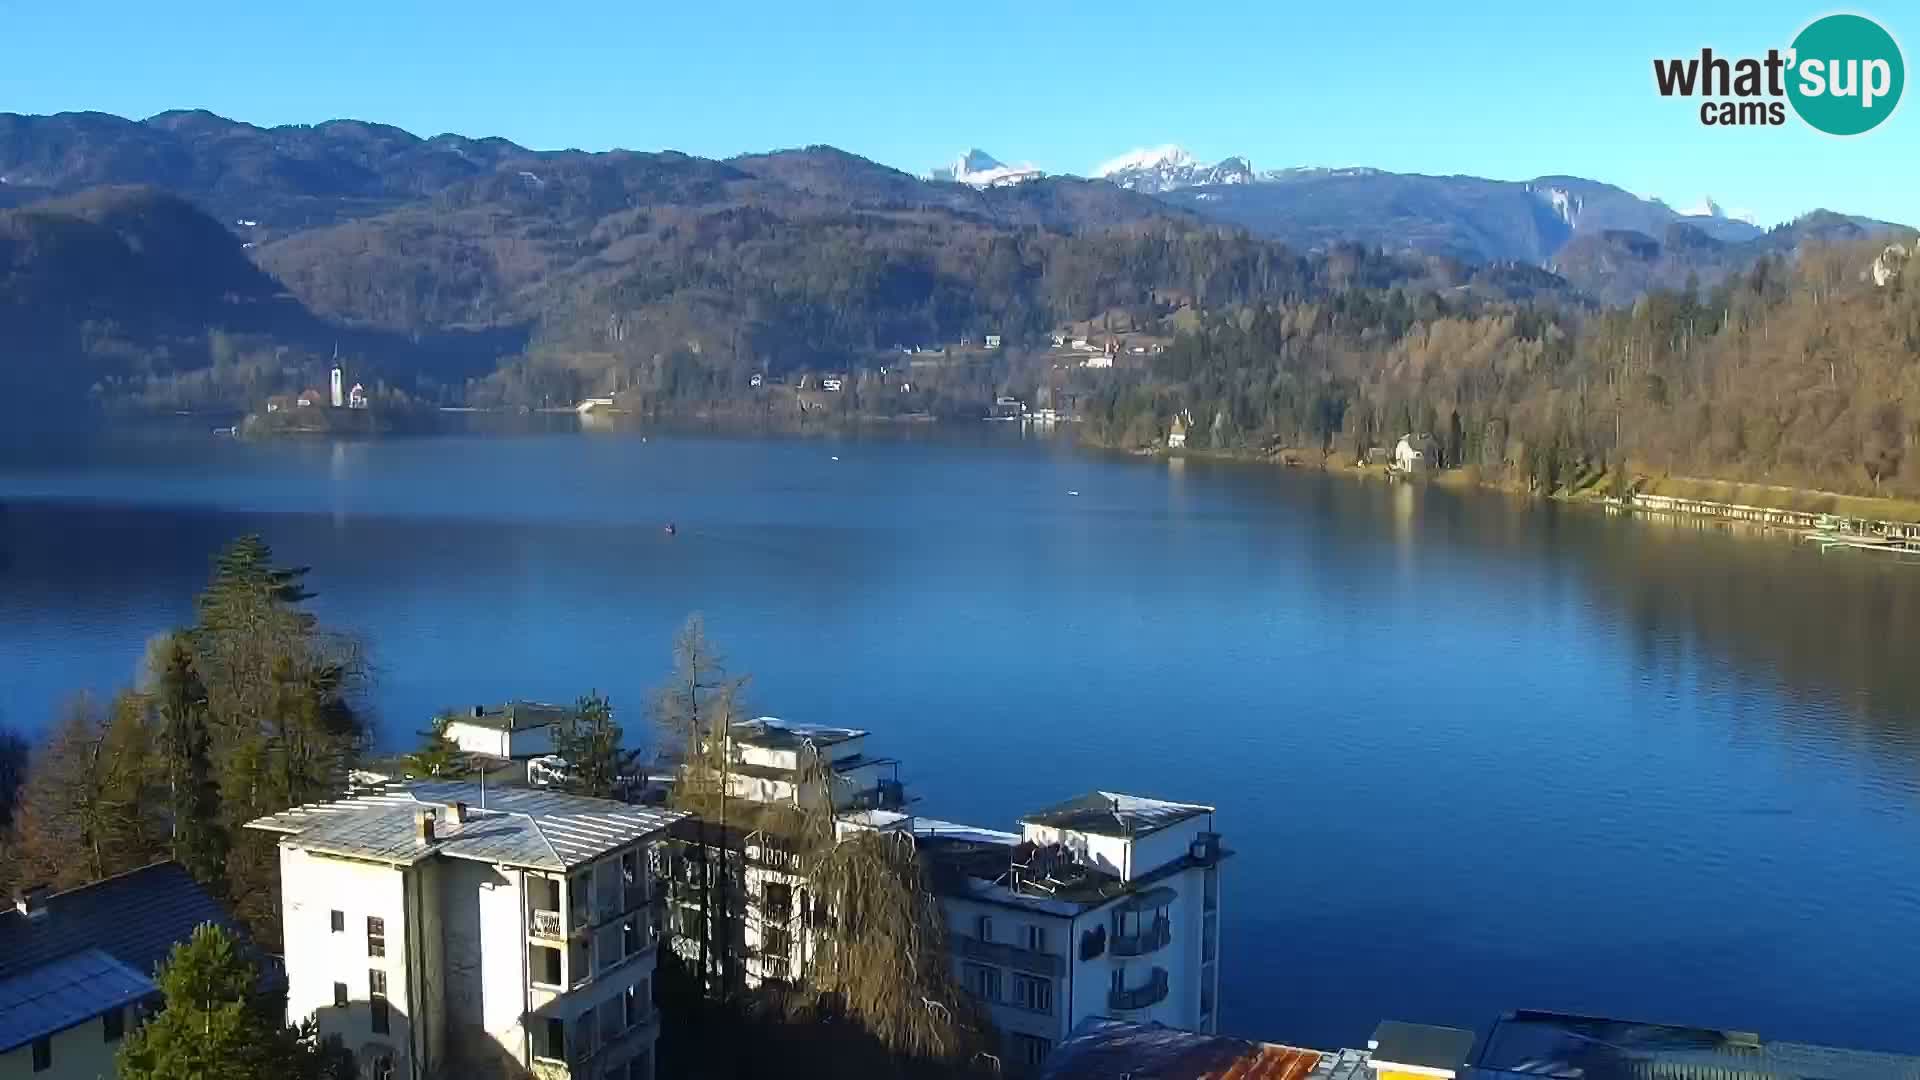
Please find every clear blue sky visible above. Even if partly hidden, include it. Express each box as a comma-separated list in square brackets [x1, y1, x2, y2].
[1, 0, 1911, 226]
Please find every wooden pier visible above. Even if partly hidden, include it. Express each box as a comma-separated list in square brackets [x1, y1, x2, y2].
[1603, 493, 1920, 561]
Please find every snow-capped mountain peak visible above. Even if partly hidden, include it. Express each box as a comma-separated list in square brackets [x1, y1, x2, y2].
[1677, 195, 1755, 224]
[1097, 146, 1255, 193]
[929, 148, 1042, 188]
[1095, 144, 1195, 177]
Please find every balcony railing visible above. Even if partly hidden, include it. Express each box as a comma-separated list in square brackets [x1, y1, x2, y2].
[1112, 918, 1171, 957]
[1108, 968, 1170, 1011]
[953, 935, 1065, 977]
[531, 909, 564, 940]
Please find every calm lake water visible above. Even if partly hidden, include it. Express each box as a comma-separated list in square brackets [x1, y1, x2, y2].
[7, 425, 1920, 1053]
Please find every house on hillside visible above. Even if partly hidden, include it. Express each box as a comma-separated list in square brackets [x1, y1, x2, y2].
[266, 394, 292, 413]
[0, 864, 266, 1080]
[348, 383, 369, 409]
[1167, 413, 1189, 449]
[985, 334, 1002, 350]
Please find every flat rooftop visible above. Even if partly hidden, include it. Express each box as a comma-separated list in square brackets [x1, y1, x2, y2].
[1475, 1010, 1920, 1080]
[1042, 1018, 1331, 1080]
[1020, 790, 1213, 838]
[247, 781, 684, 872]
[445, 700, 573, 732]
[729, 716, 867, 751]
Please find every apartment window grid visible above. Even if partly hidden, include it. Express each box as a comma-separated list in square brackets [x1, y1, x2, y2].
[367, 915, 386, 958]
[1024, 924, 1047, 953]
[1012, 1033, 1052, 1068]
[1010, 973, 1053, 1015]
[962, 962, 1001, 1003]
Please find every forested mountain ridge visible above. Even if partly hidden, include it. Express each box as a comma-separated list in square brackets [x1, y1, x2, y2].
[3, 108, 1918, 503]
[1086, 237, 1920, 500]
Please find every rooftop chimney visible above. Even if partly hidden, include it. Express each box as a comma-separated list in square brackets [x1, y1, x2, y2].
[14, 884, 50, 921]
[415, 808, 437, 845]
[446, 802, 469, 826]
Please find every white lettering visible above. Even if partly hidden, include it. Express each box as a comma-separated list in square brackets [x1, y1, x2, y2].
[1800, 57, 1827, 96]
[1830, 58, 1858, 99]
[1863, 59, 1892, 107]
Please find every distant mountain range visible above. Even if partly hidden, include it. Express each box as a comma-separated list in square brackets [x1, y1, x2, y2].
[1, 109, 1910, 420]
[919, 145, 1872, 268]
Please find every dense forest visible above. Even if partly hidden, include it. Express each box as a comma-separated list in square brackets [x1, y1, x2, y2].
[1079, 237, 1920, 500]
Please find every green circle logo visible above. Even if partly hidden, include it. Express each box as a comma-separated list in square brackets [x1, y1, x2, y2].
[1787, 14, 1904, 135]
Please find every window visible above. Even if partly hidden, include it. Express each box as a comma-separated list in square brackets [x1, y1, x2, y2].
[962, 962, 1000, 1002]
[544, 1018, 565, 1061]
[367, 916, 386, 957]
[762, 926, 791, 964]
[333, 982, 349, 1008]
[103, 1005, 125, 1041]
[31, 1035, 50, 1071]
[764, 882, 792, 920]
[1011, 973, 1053, 1014]
[1012, 1034, 1052, 1067]
[533, 944, 563, 985]
[624, 982, 642, 1028]
[330, 909, 345, 933]
[369, 969, 390, 1034]
[370, 1054, 394, 1080]
[1201, 978, 1216, 1018]
[1024, 924, 1047, 953]
[975, 914, 992, 941]
[1110, 967, 1124, 995]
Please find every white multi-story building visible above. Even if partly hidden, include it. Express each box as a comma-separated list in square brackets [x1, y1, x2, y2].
[884, 792, 1225, 1074]
[247, 782, 684, 1080]
[665, 719, 905, 991]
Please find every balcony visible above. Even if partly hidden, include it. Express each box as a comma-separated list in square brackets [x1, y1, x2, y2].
[1112, 917, 1171, 957]
[1109, 968, 1169, 1011]
[531, 909, 564, 940]
[953, 935, 1065, 978]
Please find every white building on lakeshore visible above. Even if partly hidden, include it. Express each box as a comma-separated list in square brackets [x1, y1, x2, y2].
[441, 701, 573, 761]
[871, 792, 1225, 1073]
[247, 782, 685, 1080]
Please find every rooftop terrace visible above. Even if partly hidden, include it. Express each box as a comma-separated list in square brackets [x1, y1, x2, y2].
[1021, 790, 1213, 838]
[728, 716, 866, 751]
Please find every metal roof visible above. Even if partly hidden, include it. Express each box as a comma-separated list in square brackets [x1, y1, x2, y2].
[0, 863, 242, 986]
[1041, 1018, 1327, 1080]
[444, 701, 573, 733]
[246, 781, 686, 871]
[1021, 791, 1213, 838]
[728, 717, 866, 751]
[1371, 1021, 1476, 1073]
[0, 948, 153, 1052]
[1473, 1010, 1920, 1080]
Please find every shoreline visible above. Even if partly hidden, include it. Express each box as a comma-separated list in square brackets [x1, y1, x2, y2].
[1129, 442, 1920, 534]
